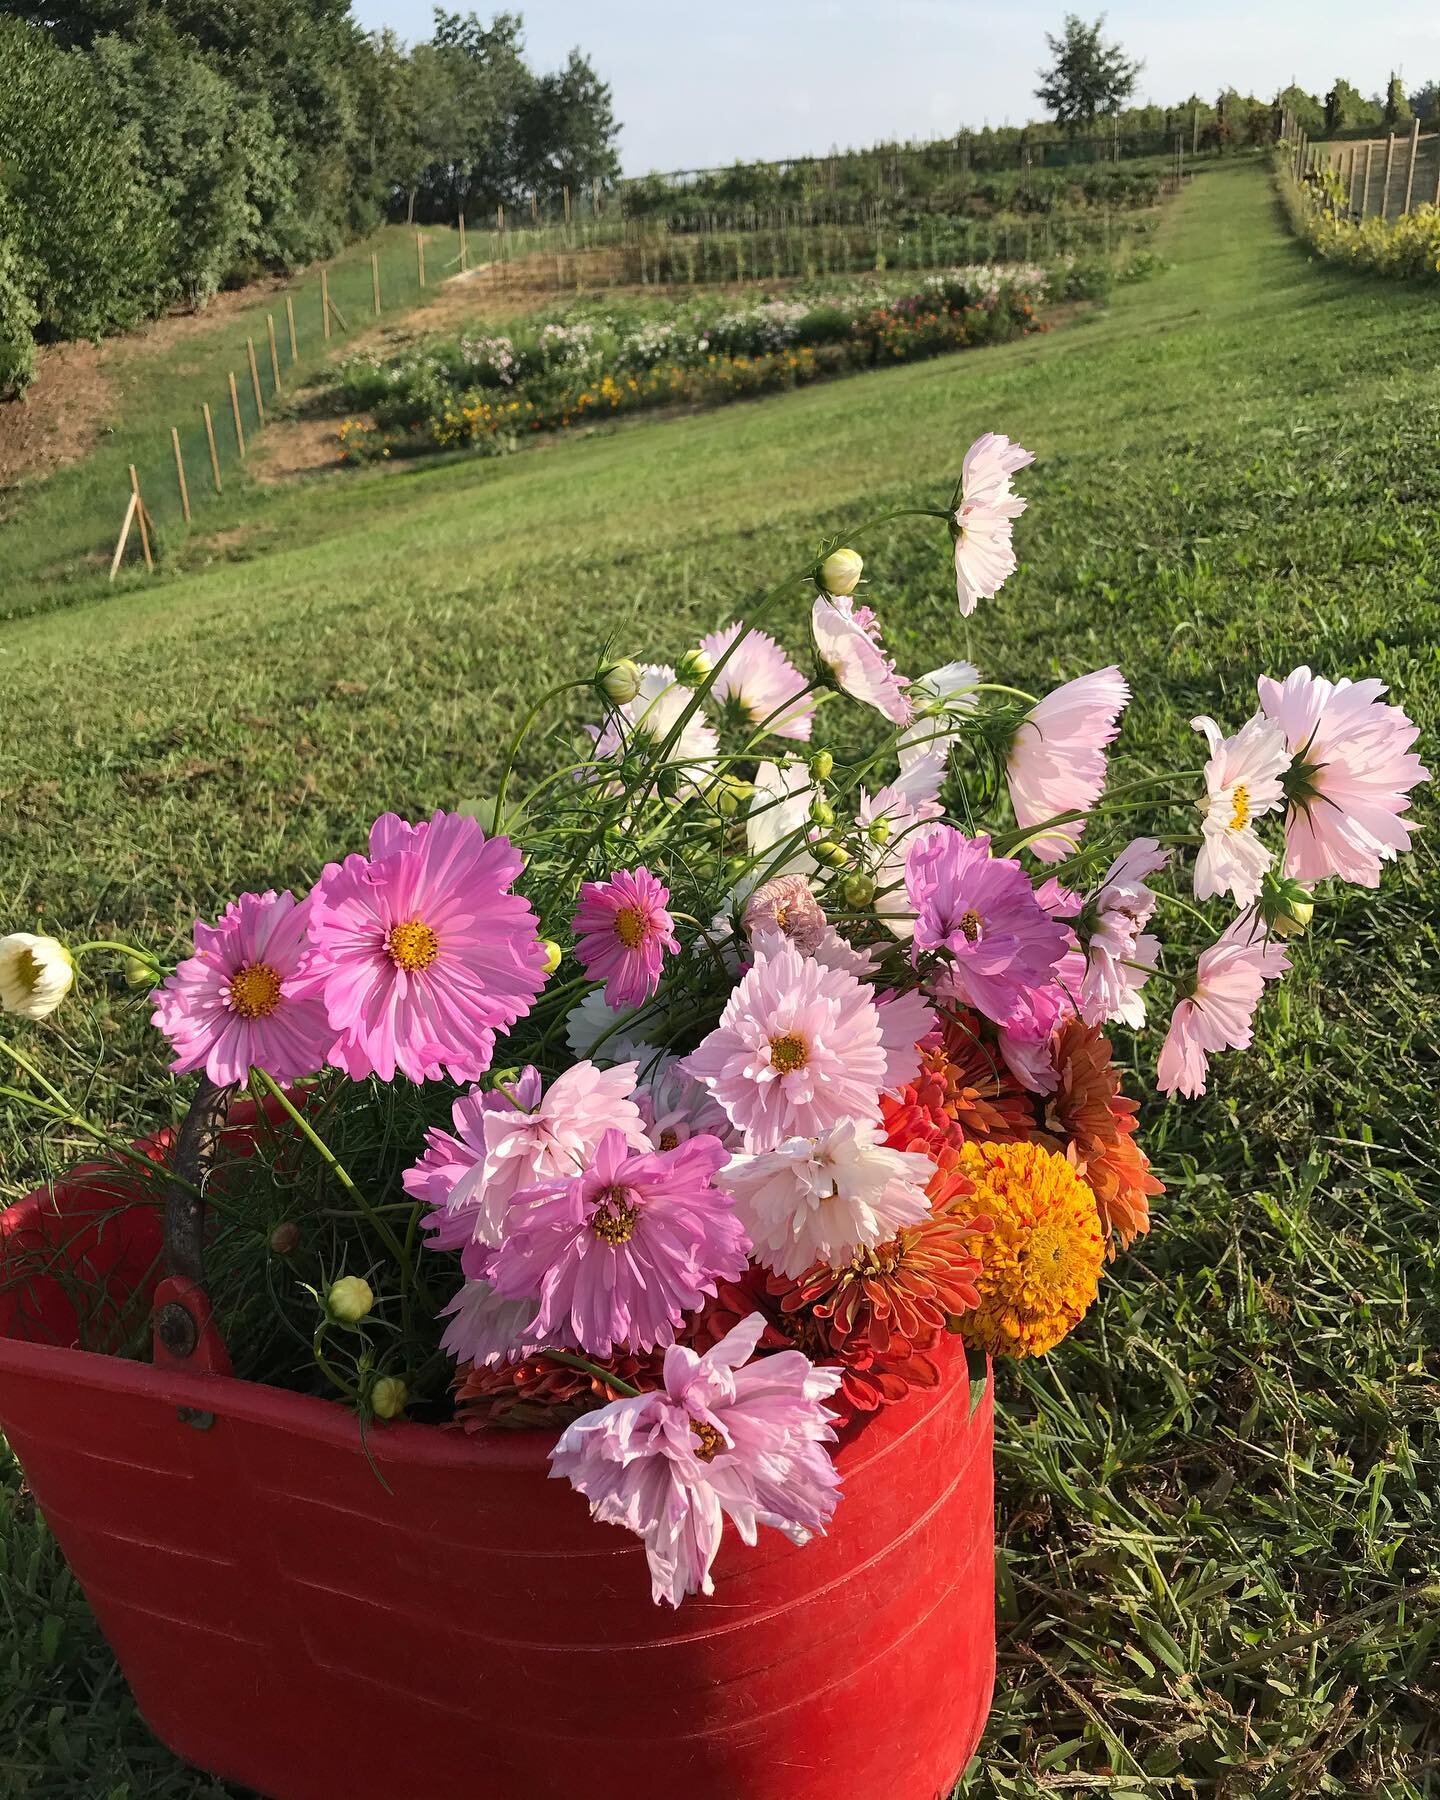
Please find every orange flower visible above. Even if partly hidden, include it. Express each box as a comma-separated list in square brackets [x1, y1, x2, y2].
[453, 1348, 663, 1430]
[881, 1009, 1035, 1159]
[1047, 1020, 1161, 1249]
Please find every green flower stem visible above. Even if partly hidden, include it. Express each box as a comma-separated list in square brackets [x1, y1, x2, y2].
[1153, 888, 1221, 932]
[312, 1318, 360, 1401]
[492, 677, 593, 831]
[540, 1348, 642, 1397]
[70, 939, 162, 967]
[1121, 957, 1189, 992]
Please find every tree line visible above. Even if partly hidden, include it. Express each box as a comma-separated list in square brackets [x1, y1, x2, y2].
[0, 4, 620, 397]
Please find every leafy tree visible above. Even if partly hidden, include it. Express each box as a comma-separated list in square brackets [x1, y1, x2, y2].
[1324, 79, 1381, 135]
[1276, 84, 1324, 137]
[1382, 74, 1413, 130]
[1407, 80, 1439, 125]
[1034, 14, 1140, 129]
[514, 49, 621, 204]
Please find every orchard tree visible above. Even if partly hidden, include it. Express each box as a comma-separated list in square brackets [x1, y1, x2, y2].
[1410, 80, 1440, 124]
[1382, 74, 1413, 129]
[1035, 14, 1140, 129]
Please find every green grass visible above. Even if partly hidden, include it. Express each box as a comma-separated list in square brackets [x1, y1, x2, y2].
[0, 221, 463, 618]
[1, 160, 1438, 1795]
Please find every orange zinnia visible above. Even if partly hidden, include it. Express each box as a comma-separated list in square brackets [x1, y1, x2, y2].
[881, 1009, 1035, 1160]
[1047, 1020, 1162, 1249]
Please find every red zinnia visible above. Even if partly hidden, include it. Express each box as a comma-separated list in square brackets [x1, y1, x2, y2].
[453, 1347, 664, 1430]
[881, 1009, 1035, 1160]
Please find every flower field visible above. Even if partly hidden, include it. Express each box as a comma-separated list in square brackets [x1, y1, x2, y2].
[0, 159, 1437, 1797]
[331, 266, 1091, 460]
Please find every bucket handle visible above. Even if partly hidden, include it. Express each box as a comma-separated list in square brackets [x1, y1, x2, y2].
[151, 1076, 234, 1380]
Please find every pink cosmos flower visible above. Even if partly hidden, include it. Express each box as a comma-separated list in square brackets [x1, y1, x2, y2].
[811, 595, 912, 725]
[439, 1267, 541, 1367]
[700, 622, 815, 741]
[151, 889, 330, 1087]
[742, 874, 828, 954]
[905, 826, 1070, 1027]
[1192, 713, 1291, 905]
[1157, 918, 1291, 1099]
[637, 1054, 737, 1152]
[873, 985, 938, 1091]
[572, 866, 679, 1009]
[1257, 666, 1429, 889]
[549, 1313, 843, 1607]
[747, 759, 818, 881]
[1080, 838, 1169, 1029]
[488, 1128, 748, 1357]
[682, 937, 890, 1150]
[587, 664, 721, 794]
[722, 1118, 935, 1278]
[896, 659, 981, 785]
[405, 1061, 649, 1250]
[952, 432, 1034, 615]
[299, 811, 548, 1085]
[995, 877, 1085, 1094]
[1006, 666, 1130, 863]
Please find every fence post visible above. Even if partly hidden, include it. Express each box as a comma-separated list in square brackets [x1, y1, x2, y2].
[1381, 131, 1396, 219]
[228, 371, 246, 458]
[321, 269, 332, 342]
[1434, 135, 1440, 206]
[1360, 140, 1375, 217]
[202, 402, 221, 493]
[416, 231, 426, 289]
[1403, 117, 1420, 215]
[170, 427, 191, 523]
[458, 211, 467, 271]
[285, 294, 298, 362]
[247, 338, 266, 428]
[266, 315, 282, 393]
[129, 465, 154, 570]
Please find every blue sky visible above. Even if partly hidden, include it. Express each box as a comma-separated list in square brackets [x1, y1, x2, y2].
[348, 2, 1440, 174]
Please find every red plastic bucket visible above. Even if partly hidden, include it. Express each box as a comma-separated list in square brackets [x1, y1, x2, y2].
[0, 1149, 996, 1800]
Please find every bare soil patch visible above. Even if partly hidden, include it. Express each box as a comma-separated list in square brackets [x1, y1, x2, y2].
[0, 340, 114, 491]
[251, 412, 355, 484]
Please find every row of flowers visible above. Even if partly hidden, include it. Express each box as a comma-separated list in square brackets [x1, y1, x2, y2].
[1287, 164, 1440, 281]
[2, 432, 1425, 1607]
[336, 288, 1043, 463]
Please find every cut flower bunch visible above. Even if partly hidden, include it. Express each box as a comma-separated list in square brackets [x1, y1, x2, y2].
[1, 431, 1426, 1609]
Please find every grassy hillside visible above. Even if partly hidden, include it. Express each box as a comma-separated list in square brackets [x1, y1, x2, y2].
[1, 161, 1437, 1795]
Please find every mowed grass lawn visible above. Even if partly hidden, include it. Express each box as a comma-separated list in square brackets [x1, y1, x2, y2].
[2, 160, 1438, 1796]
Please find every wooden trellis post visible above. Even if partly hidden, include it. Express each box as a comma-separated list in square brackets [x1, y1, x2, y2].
[246, 338, 265, 428]
[228, 371, 246, 458]
[321, 269, 332, 342]
[1403, 117, 1420, 215]
[1381, 131, 1396, 219]
[1360, 140, 1375, 217]
[285, 294, 299, 361]
[372, 252, 382, 316]
[170, 427, 191, 523]
[202, 402, 222, 493]
[109, 466, 155, 579]
[458, 211, 467, 271]
[416, 231, 426, 288]
[266, 315, 282, 392]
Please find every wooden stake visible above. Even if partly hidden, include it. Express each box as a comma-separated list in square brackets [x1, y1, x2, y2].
[170, 427, 191, 523]
[228, 371, 246, 458]
[247, 337, 266, 427]
[321, 269, 332, 342]
[1361, 140, 1375, 217]
[1403, 117, 1421, 215]
[202, 401, 222, 493]
[416, 231, 426, 288]
[129, 465, 153, 570]
[458, 211, 467, 270]
[372, 251, 382, 316]
[109, 490, 139, 582]
[563, 184, 572, 224]
[1381, 131, 1396, 220]
[267, 314, 282, 392]
[285, 293, 298, 361]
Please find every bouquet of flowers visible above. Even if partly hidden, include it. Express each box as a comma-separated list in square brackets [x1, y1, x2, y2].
[1, 432, 1426, 1610]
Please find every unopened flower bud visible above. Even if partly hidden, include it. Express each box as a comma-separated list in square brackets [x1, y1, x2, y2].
[597, 658, 642, 705]
[813, 841, 849, 870]
[723, 856, 751, 885]
[540, 939, 563, 974]
[269, 1221, 301, 1256]
[124, 957, 158, 988]
[327, 1276, 374, 1324]
[1261, 874, 1314, 939]
[0, 934, 74, 1021]
[675, 648, 712, 689]
[842, 872, 876, 909]
[809, 797, 835, 828]
[1272, 895, 1314, 938]
[819, 548, 863, 596]
[370, 1376, 408, 1420]
[809, 749, 835, 781]
[867, 818, 891, 847]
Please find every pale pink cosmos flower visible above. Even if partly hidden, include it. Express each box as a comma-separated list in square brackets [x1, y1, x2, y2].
[489, 1128, 748, 1357]
[856, 780, 945, 941]
[406, 1062, 650, 1250]
[896, 659, 981, 785]
[587, 664, 721, 794]
[995, 876, 1085, 1093]
[297, 811, 547, 1085]
[439, 1265, 541, 1367]
[1006, 667, 1130, 863]
[742, 874, 828, 954]
[873, 985, 938, 1091]
[1080, 838, 1169, 1029]
[573, 866, 679, 1009]
[746, 758, 817, 881]
[682, 936, 890, 1151]
[549, 1313, 843, 1608]
[952, 432, 1035, 616]
[700, 622, 815, 741]
[811, 595, 912, 725]
[722, 1117, 935, 1278]
[637, 1054, 737, 1153]
[1191, 713, 1291, 905]
[905, 826, 1070, 1026]
[563, 989, 660, 1069]
[1157, 917, 1291, 1099]
[152, 890, 331, 1088]
[1257, 666, 1429, 888]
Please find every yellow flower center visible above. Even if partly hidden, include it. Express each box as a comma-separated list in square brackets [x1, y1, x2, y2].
[386, 918, 440, 972]
[691, 1419, 726, 1462]
[227, 963, 283, 1020]
[774, 905, 791, 931]
[12, 949, 43, 997]
[658, 1128, 680, 1151]
[954, 1139, 1105, 1360]
[769, 1032, 809, 1075]
[1229, 784, 1251, 832]
[589, 1187, 639, 1244]
[614, 905, 648, 950]
[958, 908, 983, 943]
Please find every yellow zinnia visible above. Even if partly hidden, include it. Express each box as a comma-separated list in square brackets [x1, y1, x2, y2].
[957, 1140, 1105, 1359]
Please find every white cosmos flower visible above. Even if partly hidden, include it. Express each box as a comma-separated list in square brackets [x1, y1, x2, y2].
[810, 595, 911, 725]
[1080, 837, 1169, 1029]
[721, 1117, 935, 1278]
[0, 934, 74, 1020]
[588, 663, 720, 792]
[952, 432, 1034, 615]
[746, 759, 817, 879]
[564, 989, 659, 1069]
[1192, 713, 1291, 905]
[897, 659, 981, 784]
